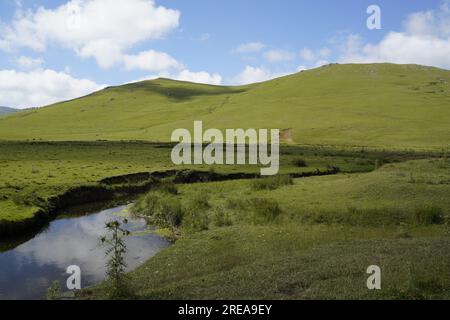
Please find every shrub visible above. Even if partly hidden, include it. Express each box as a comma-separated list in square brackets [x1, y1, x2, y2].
[132, 192, 183, 228]
[131, 193, 159, 217]
[158, 198, 183, 228]
[251, 175, 293, 191]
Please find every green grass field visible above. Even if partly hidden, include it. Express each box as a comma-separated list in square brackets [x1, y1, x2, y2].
[0, 64, 449, 149]
[84, 159, 450, 299]
[1, 141, 398, 224]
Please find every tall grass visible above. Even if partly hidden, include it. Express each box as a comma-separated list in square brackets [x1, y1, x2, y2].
[250, 198, 282, 224]
[414, 206, 444, 225]
[131, 192, 183, 228]
[251, 175, 294, 191]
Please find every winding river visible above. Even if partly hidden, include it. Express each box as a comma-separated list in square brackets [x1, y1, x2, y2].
[0, 203, 169, 300]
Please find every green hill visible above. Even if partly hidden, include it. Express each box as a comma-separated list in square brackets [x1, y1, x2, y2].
[0, 63, 449, 149]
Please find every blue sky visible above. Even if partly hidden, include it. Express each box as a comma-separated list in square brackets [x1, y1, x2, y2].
[0, 0, 449, 108]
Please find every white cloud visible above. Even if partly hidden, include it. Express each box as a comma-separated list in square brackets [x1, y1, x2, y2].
[299, 48, 315, 61]
[168, 70, 222, 85]
[0, 69, 104, 109]
[234, 42, 265, 53]
[319, 47, 331, 58]
[233, 66, 290, 85]
[403, 2, 450, 37]
[264, 49, 295, 62]
[340, 34, 364, 54]
[77, 40, 124, 69]
[339, 3, 450, 69]
[123, 50, 182, 72]
[300, 47, 332, 63]
[0, 0, 180, 68]
[14, 55, 43, 69]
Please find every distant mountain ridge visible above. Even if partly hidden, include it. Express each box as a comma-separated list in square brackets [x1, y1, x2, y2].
[0, 63, 449, 150]
[0, 107, 17, 115]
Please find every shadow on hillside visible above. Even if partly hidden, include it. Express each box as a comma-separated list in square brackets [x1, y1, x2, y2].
[116, 81, 247, 102]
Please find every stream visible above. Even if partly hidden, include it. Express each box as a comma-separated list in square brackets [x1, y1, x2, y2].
[0, 203, 169, 300]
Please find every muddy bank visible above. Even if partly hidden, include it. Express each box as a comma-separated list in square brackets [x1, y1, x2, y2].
[0, 168, 338, 239]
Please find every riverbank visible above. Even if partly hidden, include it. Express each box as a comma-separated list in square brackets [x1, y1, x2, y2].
[0, 168, 272, 238]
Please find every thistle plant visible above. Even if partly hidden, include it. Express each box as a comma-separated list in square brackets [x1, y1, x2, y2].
[100, 219, 131, 299]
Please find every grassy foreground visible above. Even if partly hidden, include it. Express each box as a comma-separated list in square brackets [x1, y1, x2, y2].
[85, 158, 450, 299]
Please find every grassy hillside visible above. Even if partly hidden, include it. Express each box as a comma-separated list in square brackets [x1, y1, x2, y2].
[0, 63, 449, 149]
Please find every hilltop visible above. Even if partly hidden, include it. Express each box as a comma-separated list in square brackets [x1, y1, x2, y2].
[0, 63, 449, 150]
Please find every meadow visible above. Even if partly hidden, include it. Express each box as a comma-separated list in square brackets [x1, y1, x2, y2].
[1, 141, 403, 228]
[84, 158, 450, 299]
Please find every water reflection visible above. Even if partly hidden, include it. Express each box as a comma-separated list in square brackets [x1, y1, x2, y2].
[0, 205, 169, 300]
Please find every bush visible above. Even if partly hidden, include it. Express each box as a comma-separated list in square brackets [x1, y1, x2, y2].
[131, 193, 158, 216]
[250, 198, 282, 223]
[132, 192, 183, 228]
[158, 198, 183, 228]
[251, 175, 293, 191]
[414, 206, 444, 225]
